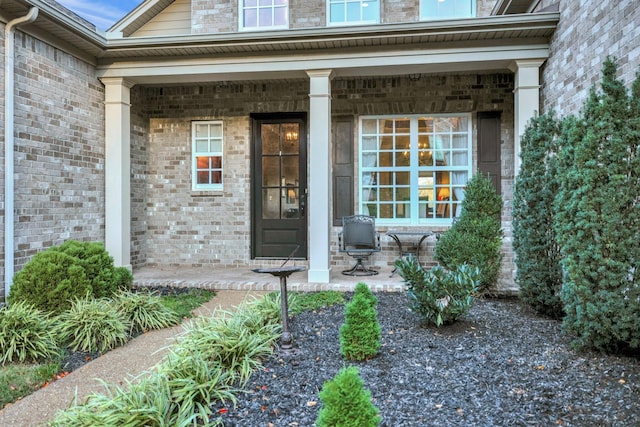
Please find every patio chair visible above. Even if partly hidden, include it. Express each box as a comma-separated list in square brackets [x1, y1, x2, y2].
[338, 215, 381, 276]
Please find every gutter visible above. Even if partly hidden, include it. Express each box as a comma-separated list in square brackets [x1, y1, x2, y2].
[4, 6, 38, 303]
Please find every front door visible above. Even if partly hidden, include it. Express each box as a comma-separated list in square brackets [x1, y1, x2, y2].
[251, 113, 307, 259]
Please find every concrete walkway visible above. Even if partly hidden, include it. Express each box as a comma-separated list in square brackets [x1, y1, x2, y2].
[0, 289, 267, 427]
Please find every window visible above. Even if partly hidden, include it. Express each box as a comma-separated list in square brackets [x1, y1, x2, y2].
[420, 0, 476, 20]
[328, 0, 379, 25]
[192, 121, 223, 191]
[359, 115, 471, 224]
[240, 0, 288, 31]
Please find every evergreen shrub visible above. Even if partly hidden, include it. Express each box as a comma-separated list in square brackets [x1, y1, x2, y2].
[434, 173, 503, 293]
[316, 366, 380, 427]
[8, 240, 132, 314]
[512, 112, 564, 318]
[397, 257, 479, 327]
[339, 283, 381, 361]
[554, 58, 640, 353]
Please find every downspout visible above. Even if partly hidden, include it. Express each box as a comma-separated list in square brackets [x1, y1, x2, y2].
[4, 7, 39, 303]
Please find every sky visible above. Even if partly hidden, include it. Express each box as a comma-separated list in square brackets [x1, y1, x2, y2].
[56, 0, 142, 31]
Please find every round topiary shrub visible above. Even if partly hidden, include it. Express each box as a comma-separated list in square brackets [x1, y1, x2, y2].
[8, 240, 133, 315]
[55, 240, 132, 298]
[8, 250, 92, 314]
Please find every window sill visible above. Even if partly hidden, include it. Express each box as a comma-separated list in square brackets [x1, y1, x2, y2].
[190, 190, 224, 197]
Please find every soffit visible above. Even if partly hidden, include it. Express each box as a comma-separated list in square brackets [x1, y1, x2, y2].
[98, 13, 559, 62]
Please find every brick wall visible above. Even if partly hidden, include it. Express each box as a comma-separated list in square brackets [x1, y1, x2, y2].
[134, 72, 517, 292]
[191, 0, 501, 33]
[0, 31, 104, 299]
[542, 0, 640, 116]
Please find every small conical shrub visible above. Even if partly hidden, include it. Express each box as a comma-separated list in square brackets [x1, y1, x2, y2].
[339, 284, 381, 361]
[316, 366, 380, 427]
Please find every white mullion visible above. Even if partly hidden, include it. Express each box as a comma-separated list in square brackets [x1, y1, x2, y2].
[410, 118, 419, 225]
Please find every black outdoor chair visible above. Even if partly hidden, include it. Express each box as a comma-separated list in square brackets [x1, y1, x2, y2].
[338, 215, 381, 276]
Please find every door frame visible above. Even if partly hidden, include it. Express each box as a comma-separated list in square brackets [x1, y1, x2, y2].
[250, 112, 308, 259]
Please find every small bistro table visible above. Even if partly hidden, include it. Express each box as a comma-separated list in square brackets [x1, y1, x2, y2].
[386, 231, 434, 276]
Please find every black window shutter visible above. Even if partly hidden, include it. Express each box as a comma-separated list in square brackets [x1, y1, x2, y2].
[332, 117, 354, 226]
[477, 111, 502, 195]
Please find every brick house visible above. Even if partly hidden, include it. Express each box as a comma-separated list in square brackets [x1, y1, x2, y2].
[0, 0, 638, 299]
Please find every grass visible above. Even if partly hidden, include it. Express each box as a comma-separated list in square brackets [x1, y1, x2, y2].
[0, 287, 216, 409]
[290, 290, 345, 315]
[160, 288, 216, 319]
[0, 361, 60, 409]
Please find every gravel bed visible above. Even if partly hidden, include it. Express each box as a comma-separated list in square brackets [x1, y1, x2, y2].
[214, 292, 640, 427]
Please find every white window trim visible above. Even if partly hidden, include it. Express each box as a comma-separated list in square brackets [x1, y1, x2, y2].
[192, 120, 224, 192]
[239, 0, 289, 32]
[419, 0, 476, 21]
[358, 114, 472, 226]
[326, 0, 380, 27]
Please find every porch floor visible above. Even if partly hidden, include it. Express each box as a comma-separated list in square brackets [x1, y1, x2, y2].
[133, 264, 408, 293]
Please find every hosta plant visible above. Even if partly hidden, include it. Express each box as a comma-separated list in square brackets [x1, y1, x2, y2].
[397, 257, 479, 327]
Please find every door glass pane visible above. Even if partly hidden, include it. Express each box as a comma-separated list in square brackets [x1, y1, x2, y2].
[262, 188, 280, 219]
[282, 123, 299, 154]
[284, 187, 299, 218]
[281, 156, 299, 186]
[262, 124, 280, 154]
[262, 157, 280, 186]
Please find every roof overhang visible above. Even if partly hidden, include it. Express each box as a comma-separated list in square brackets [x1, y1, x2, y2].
[2, 0, 559, 84]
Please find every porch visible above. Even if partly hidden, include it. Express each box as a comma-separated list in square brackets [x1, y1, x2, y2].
[133, 264, 408, 293]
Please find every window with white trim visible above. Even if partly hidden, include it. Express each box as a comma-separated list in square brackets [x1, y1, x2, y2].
[192, 121, 223, 191]
[328, 0, 379, 25]
[359, 115, 472, 224]
[420, 0, 476, 20]
[240, 0, 288, 31]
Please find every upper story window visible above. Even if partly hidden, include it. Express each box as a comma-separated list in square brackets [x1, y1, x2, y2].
[359, 115, 472, 224]
[240, 0, 288, 31]
[192, 121, 224, 191]
[328, 0, 379, 26]
[421, 0, 476, 20]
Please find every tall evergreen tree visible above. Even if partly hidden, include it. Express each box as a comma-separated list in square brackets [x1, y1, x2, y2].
[554, 58, 640, 352]
[512, 112, 564, 318]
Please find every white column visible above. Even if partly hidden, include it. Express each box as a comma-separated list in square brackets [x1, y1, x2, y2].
[306, 70, 334, 283]
[509, 59, 545, 174]
[101, 78, 134, 269]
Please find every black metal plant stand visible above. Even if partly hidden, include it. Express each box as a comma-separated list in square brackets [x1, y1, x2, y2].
[251, 265, 306, 356]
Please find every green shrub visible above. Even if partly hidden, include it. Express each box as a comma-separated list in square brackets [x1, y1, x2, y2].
[397, 257, 479, 327]
[56, 240, 132, 298]
[512, 112, 564, 319]
[54, 296, 130, 353]
[8, 240, 132, 315]
[8, 250, 92, 314]
[434, 173, 503, 294]
[0, 301, 61, 364]
[339, 283, 381, 361]
[554, 58, 640, 353]
[316, 366, 380, 427]
[113, 290, 180, 334]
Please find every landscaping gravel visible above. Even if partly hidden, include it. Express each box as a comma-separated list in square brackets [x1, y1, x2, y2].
[214, 292, 640, 426]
